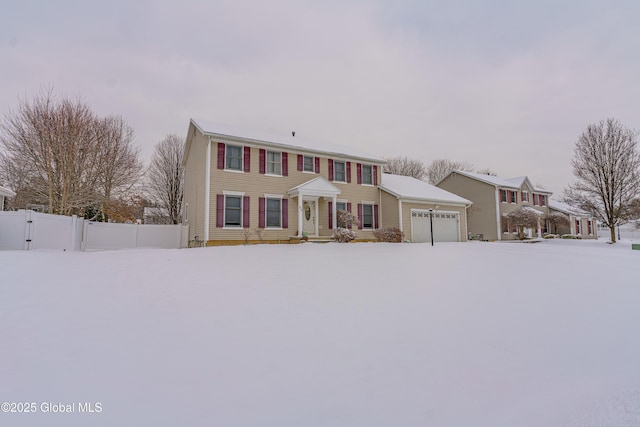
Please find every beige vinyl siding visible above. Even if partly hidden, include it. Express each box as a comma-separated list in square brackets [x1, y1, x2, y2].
[207, 146, 383, 242]
[438, 174, 498, 240]
[380, 190, 400, 230]
[183, 126, 208, 242]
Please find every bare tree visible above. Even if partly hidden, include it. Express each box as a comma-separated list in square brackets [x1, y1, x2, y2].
[506, 207, 541, 240]
[94, 116, 143, 221]
[383, 157, 426, 180]
[476, 168, 498, 176]
[0, 89, 142, 217]
[147, 134, 185, 224]
[564, 118, 640, 243]
[545, 211, 570, 234]
[426, 159, 474, 184]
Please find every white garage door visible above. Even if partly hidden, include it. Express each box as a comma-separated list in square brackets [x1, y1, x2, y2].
[411, 210, 460, 243]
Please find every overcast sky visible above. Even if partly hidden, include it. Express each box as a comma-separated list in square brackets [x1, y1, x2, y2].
[1, 0, 639, 194]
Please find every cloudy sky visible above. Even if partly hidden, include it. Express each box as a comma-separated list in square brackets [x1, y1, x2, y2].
[1, 0, 639, 194]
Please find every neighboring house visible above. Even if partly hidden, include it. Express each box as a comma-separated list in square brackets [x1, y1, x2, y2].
[143, 207, 173, 225]
[379, 173, 472, 243]
[547, 199, 597, 239]
[437, 170, 554, 241]
[182, 119, 470, 245]
[0, 186, 16, 211]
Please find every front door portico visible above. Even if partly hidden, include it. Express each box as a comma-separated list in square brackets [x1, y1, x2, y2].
[288, 177, 341, 238]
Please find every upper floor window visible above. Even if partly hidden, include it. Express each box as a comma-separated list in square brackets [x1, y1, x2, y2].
[362, 165, 373, 185]
[500, 189, 508, 203]
[522, 191, 529, 203]
[303, 156, 314, 172]
[226, 145, 243, 171]
[510, 191, 517, 203]
[334, 161, 346, 182]
[267, 151, 281, 175]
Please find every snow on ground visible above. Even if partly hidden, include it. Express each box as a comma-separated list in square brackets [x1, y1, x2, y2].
[1, 239, 639, 426]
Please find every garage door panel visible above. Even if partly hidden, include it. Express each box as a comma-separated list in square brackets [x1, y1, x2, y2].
[411, 210, 460, 243]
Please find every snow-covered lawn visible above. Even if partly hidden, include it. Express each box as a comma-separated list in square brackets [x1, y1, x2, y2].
[1, 239, 639, 426]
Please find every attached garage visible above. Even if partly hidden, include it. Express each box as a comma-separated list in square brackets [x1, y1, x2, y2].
[411, 209, 461, 243]
[379, 174, 472, 243]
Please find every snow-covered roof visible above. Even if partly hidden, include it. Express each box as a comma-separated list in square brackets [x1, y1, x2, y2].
[0, 185, 16, 197]
[190, 119, 386, 164]
[444, 170, 552, 194]
[380, 174, 472, 206]
[548, 199, 590, 216]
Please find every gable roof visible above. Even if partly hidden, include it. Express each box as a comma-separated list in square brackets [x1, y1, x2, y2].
[442, 170, 552, 194]
[189, 119, 386, 164]
[288, 177, 341, 198]
[380, 174, 472, 206]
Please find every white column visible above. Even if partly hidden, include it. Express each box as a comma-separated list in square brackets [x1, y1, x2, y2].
[332, 196, 337, 232]
[398, 199, 403, 232]
[314, 198, 319, 236]
[298, 193, 303, 236]
[204, 139, 211, 242]
[495, 187, 502, 241]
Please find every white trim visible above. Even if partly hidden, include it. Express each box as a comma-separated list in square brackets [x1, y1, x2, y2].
[398, 199, 403, 233]
[360, 202, 376, 230]
[264, 197, 283, 229]
[223, 194, 244, 228]
[204, 139, 211, 242]
[223, 190, 245, 196]
[224, 143, 244, 172]
[410, 208, 462, 242]
[264, 193, 284, 199]
[495, 187, 501, 241]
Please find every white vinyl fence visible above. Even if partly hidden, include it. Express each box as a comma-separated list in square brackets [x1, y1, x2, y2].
[0, 210, 188, 251]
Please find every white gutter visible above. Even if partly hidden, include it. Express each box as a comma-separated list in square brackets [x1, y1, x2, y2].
[495, 187, 502, 241]
[204, 138, 211, 242]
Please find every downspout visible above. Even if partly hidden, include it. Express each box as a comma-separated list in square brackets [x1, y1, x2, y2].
[204, 138, 211, 243]
[495, 187, 502, 241]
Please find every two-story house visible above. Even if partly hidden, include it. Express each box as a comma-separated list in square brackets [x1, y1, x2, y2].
[182, 119, 471, 245]
[436, 170, 554, 241]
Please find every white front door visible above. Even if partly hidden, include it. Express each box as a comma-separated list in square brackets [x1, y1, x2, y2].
[303, 201, 316, 235]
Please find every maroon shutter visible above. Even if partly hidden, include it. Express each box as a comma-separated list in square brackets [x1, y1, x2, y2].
[259, 197, 265, 228]
[357, 203, 363, 229]
[216, 194, 224, 227]
[282, 152, 288, 176]
[347, 203, 352, 229]
[282, 199, 288, 229]
[217, 143, 225, 169]
[328, 159, 334, 181]
[259, 149, 266, 174]
[346, 162, 352, 183]
[243, 147, 251, 172]
[373, 165, 378, 186]
[328, 201, 333, 229]
[243, 196, 250, 228]
[314, 157, 320, 173]
[357, 163, 362, 184]
[297, 154, 303, 171]
[374, 204, 379, 229]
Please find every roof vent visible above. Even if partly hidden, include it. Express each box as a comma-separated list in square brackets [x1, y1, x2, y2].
[291, 131, 295, 137]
